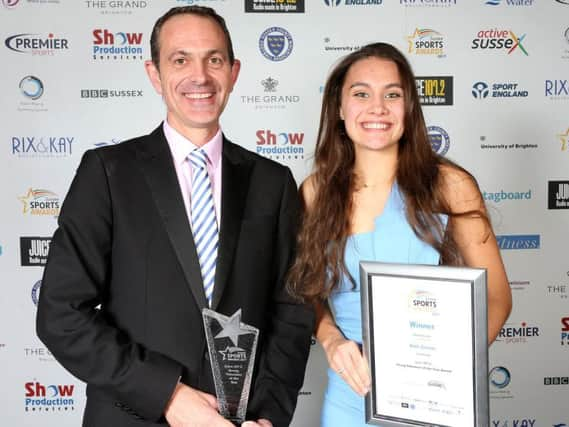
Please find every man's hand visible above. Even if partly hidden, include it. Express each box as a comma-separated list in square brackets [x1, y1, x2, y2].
[164, 383, 234, 427]
[243, 419, 273, 427]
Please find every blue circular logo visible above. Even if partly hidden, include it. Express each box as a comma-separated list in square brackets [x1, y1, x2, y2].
[31, 280, 42, 306]
[489, 366, 511, 389]
[19, 75, 44, 100]
[324, 0, 342, 5]
[259, 27, 293, 62]
[427, 125, 450, 156]
[472, 81, 489, 99]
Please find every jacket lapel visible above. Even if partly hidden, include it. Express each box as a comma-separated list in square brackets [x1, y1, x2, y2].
[137, 125, 208, 309]
[211, 138, 253, 310]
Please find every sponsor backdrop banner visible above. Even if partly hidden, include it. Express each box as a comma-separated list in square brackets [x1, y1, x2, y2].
[1, 1, 568, 426]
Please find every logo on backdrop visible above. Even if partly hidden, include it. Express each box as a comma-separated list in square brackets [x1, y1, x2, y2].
[472, 81, 489, 98]
[4, 0, 62, 5]
[245, 0, 304, 12]
[497, 322, 540, 344]
[19, 76, 43, 100]
[11, 136, 74, 158]
[483, 189, 532, 203]
[485, 0, 534, 6]
[255, 129, 305, 160]
[18, 189, 60, 217]
[489, 366, 511, 389]
[544, 377, 569, 385]
[239, 77, 301, 110]
[548, 181, 569, 209]
[261, 77, 278, 92]
[92, 29, 143, 60]
[85, 0, 147, 14]
[176, 0, 227, 4]
[25, 381, 75, 412]
[31, 280, 41, 306]
[471, 29, 528, 55]
[561, 317, 569, 346]
[558, 128, 569, 151]
[323, 0, 383, 6]
[479, 135, 538, 150]
[20, 237, 51, 266]
[472, 81, 528, 99]
[547, 283, 568, 299]
[323, 37, 361, 54]
[2, 0, 20, 8]
[4, 33, 69, 55]
[496, 235, 540, 250]
[545, 79, 569, 100]
[489, 366, 514, 399]
[80, 88, 143, 98]
[427, 126, 450, 155]
[407, 28, 446, 57]
[509, 280, 530, 292]
[18, 75, 47, 112]
[24, 347, 54, 362]
[416, 76, 453, 106]
[259, 27, 293, 61]
[555, 0, 569, 4]
[401, 0, 456, 7]
[492, 420, 536, 427]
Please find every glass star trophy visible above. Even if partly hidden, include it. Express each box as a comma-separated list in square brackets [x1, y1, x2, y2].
[202, 308, 259, 426]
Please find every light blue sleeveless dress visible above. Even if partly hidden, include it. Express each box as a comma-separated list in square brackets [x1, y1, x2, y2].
[321, 184, 444, 427]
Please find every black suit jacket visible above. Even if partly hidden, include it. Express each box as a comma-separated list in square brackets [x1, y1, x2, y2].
[36, 125, 314, 426]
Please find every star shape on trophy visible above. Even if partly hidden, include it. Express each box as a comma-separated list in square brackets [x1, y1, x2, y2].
[214, 309, 244, 346]
[218, 346, 230, 361]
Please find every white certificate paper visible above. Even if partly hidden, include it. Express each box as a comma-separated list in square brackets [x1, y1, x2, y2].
[360, 263, 488, 427]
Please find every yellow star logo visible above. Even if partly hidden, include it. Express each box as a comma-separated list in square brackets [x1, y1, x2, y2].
[558, 128, 569, 151]
[407, 28, 420, 53]
[18, 188, 34, 214]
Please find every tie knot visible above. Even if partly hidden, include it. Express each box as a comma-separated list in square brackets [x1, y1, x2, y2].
[189, 149, 208, 170]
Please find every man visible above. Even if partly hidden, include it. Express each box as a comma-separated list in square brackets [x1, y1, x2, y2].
[36, 6, 313, 427]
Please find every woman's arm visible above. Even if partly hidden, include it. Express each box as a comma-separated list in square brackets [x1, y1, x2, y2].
[299, 175, 370, 395]
[441, 165, 512, 344]
[315, 300, 370, 396]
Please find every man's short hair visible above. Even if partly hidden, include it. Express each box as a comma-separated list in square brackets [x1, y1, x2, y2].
[150, 6, 235, 69]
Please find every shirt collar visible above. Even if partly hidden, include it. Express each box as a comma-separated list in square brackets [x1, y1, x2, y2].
[163, 120, 223, 168]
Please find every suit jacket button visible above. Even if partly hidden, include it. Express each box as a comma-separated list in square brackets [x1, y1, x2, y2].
[204, 352, 209, 361]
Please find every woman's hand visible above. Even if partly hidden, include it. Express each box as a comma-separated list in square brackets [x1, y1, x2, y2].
[321, 335, 371, 396]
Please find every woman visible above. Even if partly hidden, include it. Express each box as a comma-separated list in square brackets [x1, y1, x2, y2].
[287, 43, 512, 426]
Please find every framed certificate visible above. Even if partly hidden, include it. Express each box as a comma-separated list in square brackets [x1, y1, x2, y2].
[359, 262, 488, 427]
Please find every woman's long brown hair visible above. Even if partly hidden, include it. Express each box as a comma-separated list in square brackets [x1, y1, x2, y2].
[288, 42, 486, 302]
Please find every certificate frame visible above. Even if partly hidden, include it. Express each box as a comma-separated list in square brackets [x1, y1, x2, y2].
[359, 262, 488, 427]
